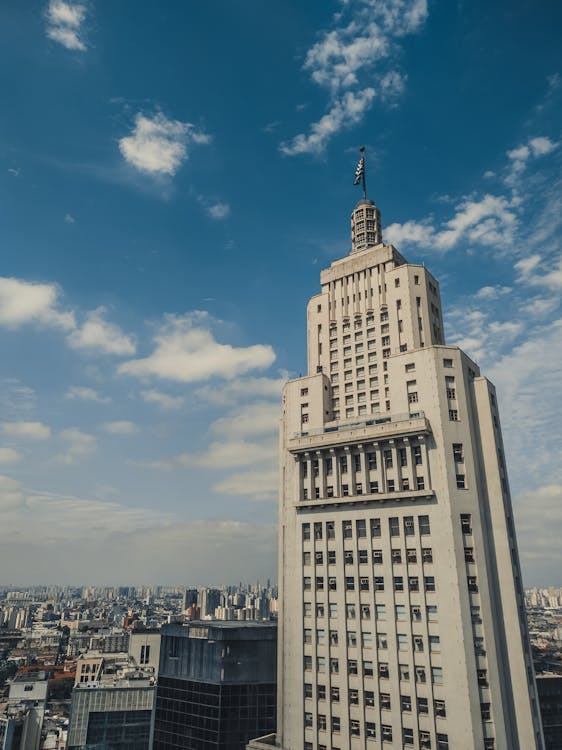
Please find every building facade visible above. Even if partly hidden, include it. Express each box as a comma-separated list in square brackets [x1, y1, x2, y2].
[252, 198, 544, 750]
[536, 674, 562, 749]
[153, 621, 276, 750]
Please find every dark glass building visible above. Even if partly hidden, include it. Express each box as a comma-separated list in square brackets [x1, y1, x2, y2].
[153, 621, 277, 750]
[537, 674, 562, 750]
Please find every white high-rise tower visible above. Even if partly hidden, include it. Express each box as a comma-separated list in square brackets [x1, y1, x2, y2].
[249, 186, 544, 750]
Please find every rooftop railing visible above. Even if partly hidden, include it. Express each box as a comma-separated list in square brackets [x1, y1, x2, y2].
[292, 411, 425, 440]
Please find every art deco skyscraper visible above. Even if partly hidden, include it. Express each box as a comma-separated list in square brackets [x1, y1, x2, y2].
[251, 192, 544, 750]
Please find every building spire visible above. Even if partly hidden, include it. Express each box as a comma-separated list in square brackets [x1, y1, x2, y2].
[350, 147, 382, 253]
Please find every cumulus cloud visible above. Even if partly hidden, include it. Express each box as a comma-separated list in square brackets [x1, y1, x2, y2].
[207, 202, 230, 220]
[119, 313, 275, 383]
[0, 277, 74, 330]
[45, 0, 87, 51]
[505, 135, 558, 186]
[119, 112, 211, 176]
[66, 386, 111, 404]
[210, 402, 280, 438]
[2, 422, 51, 440]
[282, 0, 428, 154]
[516, 253, 562, 291]
[67, 308, 136, 356]
[56, 428, 97, 464]
[100, 421, 138, 435]
[194, 373, 287, 405]
[385, 194, 518, 252]
[280, 89, 376, 156]
[213, 466, 278, 502]
[138, 439, 276, 472]
[0, 448, 22, 464]
[140, 390, 186, 410]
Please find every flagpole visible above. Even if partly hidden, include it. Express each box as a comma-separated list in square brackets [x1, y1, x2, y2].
[360, 146, 366, 200]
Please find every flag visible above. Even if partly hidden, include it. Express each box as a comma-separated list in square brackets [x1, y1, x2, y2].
[354, 156, 364, 185]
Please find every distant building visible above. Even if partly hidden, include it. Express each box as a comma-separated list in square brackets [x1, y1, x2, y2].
[153, 621, 277, 749]
[198, 589, 221, 619]
[66, 675, 155, 750]
[0, 671, 48, 750]
[537, 674, 562, 749]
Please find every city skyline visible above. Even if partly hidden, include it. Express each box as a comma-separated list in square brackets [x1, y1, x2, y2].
[0, 1, 561, 585]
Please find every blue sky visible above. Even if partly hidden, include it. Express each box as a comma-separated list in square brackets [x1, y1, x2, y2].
[0, 0, 560, 586]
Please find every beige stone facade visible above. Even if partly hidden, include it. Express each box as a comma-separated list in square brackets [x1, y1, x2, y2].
[251, 199, 544, 750]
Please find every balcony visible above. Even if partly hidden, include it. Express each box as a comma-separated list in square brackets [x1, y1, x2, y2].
[295, 487, 435, 510]
[288, 412, 430, 453]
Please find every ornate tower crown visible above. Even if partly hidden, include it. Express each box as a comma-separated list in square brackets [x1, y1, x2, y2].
[350, 198, 382, 254]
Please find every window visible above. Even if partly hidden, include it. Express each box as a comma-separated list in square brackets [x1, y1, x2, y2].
[360, 576, 370, 591]
[396, 604, 406, 620]
[302, 413, 309, 423]
[304, 682, 312, 699]
[318, 714, 327, 731]
[394, 576, 404, 592]
[405, 363, 415, 372]
[384, 449, 393, 468]
[420, 731, 431, 749]
[424, 576, 436, 592]
[304, 655, 312, 671]
[415, 666, 427, 683]
[314, 522, 323, 540]
[316, 603, 325, 618]
[449, 409, 459, 421]
[356, 519, 367, 537]
[437, 735, 450, 750]
[397, 633, 408, 650]
[422, 547, 433, 563]
[328, 550, 336, 565]
[349, 689, 359, 705]
[342, 484, 349, 497]
[315, 550, 324, 564]
[362, 631, 373, 647]
[381, 725, 392, 742]
[413, 635, 424, 652]
[365, 690, 375, 707]
[413, 445, 422, 464]
[327, 521, 335, 539]
[481, 702, 491, 721]
[461, 513, 472, 534]
[411, 605, 422, 621]
[375, 603, 386, 620]
[348, 659, 358, 675]
[330, 630, 338, 645]
[317, 656, 326, 672]
[347, 631, 357, 647]
[304, 576, 311, 591]
[408, 391, 419, 403]
[346, 603, 356, 619]
[316, 576, 324, 591]
[464, 547, 474, 562]
[345, 577, 355, 591]
[371, 518, 381, 537]
[304, 628, 312, 644]
[403, 728, 414, 745]
[318, 685, 326, 700]
[359, 549, 368, 564]
[434, 699, 447, 718]
[317, 629, 326, 645]
[429, 635, 441, 652]
[366, 722, 376, 739]
[401, 694, 412, 712]
[446, 387, 456, 399]
[331, 686, 340, 702]
[373, 549, 383, 564]
[345, 550, 354, 565]
[302, 523, 311, 540]
[484, 741, 495, 750]
[304, 602, 312, 617]
[387, 479, 395, 492]
[374, 576, 384, 591]
[305, 712, 313, 728]
[404, 516, 415, 535]
[427, 605, 438, 621]
[343, 520, 352, 538]
[379, 662, 389, 679]
[419, 515, 431, 535]
[408, 576, 419, 592]
[332, 717, 340, 733]
[399, 663, 410, 681]
[389, 517, 400, 536]
[443, 358, 453, 368]
[418, 696, 429, 714]
[377, 632, 388, 649]
[361, 604, 371, 619]
[380, 693, 391, 710]
[468, 576, 478, 592]
[330, 658, 339, 674]
[303, 551, 311, 565]
[340, 456, 348, 473]
[367, 452, 377, 469]
[391, 549, 402, 565]
[406, 548, 417, 563]
[432, 666, 444, 684]
[416, 476, 425, 490]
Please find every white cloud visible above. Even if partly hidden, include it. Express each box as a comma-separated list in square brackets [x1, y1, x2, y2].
[505, 135, 558, 186]
[280, 89, 375, 156]
[56, 428, 97, 464]
[45, 0, 87, 51]
[66, 386, 111, 404]
[67, 308, 136, 356]
[474, 285, 511, 300]
[140, 390, 186, 410]
[119, 112, 211, 176]
[101, 421, 138, 435]
[282, 0, 428, 154]
[2, 422, 51, 440]
[194, 373, 287, 405]
[213, 466, 278, 502]
[514, 485, 562, 584]
[210, 402, 279, 438]
[0, 475, 25, 511]
[119, 313, 275, 383]
[0, 448, 22, 464]
[0, 277, 74, 330]
[138, 439, 276, 472]
[207, 202, 230, 220]
[385, 194, 517, 252]
[64, 213, 75, 224]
